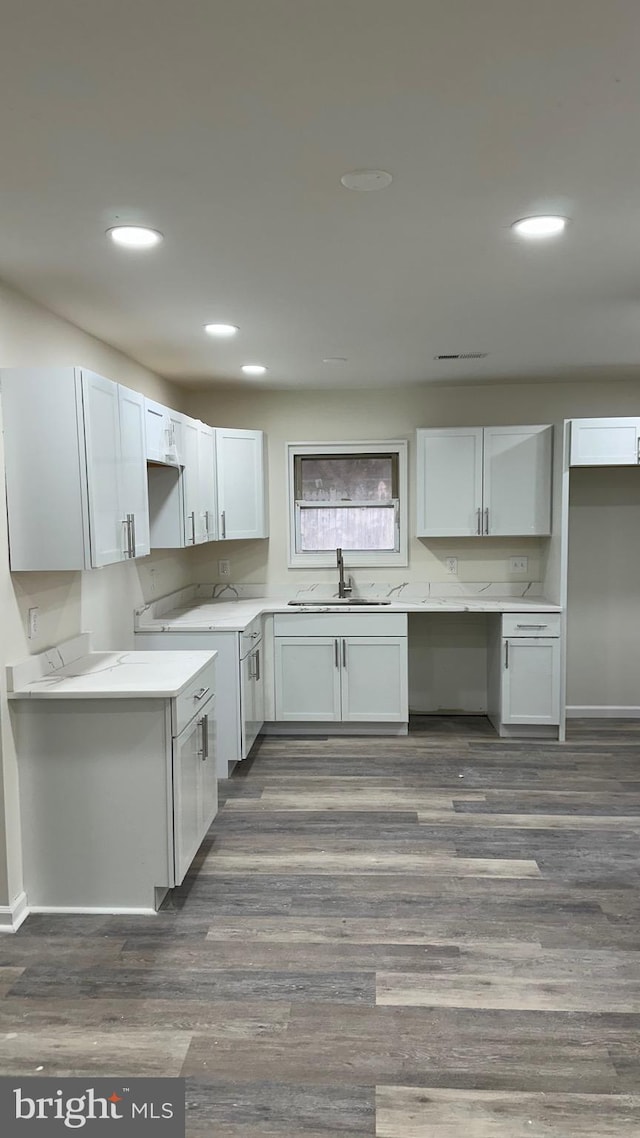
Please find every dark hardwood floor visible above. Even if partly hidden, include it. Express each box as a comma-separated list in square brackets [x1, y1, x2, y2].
[4, 717, 640, 1135]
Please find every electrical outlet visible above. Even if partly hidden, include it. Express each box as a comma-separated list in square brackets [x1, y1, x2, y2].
[445, 557, 458, 575]
[149, 567, 157, 593]
[28, 607, 39, 639]
[509, 556, 528, 573]
[218, 559, 231, 577]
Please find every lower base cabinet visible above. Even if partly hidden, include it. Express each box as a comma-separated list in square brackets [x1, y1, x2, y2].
[273, 612, 408, 723]
[489, 613, 561, 732]
[135, 618, 264, 774]
[13, 663, 217, 913]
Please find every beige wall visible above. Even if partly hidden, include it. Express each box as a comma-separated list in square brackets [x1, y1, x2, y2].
[0, 280, 193, 910]
[186, 378, 640, 714]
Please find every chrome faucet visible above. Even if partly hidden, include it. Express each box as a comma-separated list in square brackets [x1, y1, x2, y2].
[336, 547, 353, 598]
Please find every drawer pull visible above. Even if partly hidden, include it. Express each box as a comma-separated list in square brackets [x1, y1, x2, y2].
[515, 623, 548, 629]
[504, 640, 509, 669]
[193, 687, 210, 701]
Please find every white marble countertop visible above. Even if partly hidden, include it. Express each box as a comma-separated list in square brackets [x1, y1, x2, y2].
[135, 593, 562, 634]
[7, 633, 217, 699]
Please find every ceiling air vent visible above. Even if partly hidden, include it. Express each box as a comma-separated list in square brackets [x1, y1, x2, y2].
[434, 352, 488, 360]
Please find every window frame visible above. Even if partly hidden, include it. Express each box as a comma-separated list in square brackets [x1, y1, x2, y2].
[286, 440, 408, 568]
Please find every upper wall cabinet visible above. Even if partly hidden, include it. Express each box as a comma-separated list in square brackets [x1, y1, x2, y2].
[182, 417, 218, 544]
[215, 428, 268, 541]
[145, 397, 183, 466]
[416, 425, 553, 538]
[2, 367, 150, 571]
[570, 418, 640, 466]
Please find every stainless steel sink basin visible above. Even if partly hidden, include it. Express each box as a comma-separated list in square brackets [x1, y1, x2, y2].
[287, 598, 391, 606]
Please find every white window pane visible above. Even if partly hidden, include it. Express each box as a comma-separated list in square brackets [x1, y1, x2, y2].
[299, 506, 396, 551]
[299, 456, 394, 501]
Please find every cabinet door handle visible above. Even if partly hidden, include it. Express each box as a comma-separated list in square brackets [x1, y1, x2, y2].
[221, 510, 226, 539]
[199, 714, 208, 760]
[194, 686, 210, 701]
[637, 436, 640, 465]
[476, 507, 481, 535]
[334, 639, 339, 668]
[204, 509, 210, 539]
[122, 518, 131, 558]
[130, 512, 136, 557]
[255, 647, 260, 682]
[504, 640, 509, 669]
[189, 510, 196, 544]
[484, 507, 489, 535]
[248, 653, 255, 679]
[342, 639, 347, 669]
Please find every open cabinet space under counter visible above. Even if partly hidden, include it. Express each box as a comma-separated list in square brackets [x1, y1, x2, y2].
[7, 634, 218, 915]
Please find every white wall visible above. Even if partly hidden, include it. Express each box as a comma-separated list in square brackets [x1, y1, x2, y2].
[0, 279, 193, 910]
[187, 378, 640, 715]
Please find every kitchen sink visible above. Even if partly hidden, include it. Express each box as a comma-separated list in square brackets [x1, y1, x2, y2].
[287, 598, 391, 606]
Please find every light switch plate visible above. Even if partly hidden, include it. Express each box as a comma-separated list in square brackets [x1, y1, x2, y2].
[509, 556, 528, 573]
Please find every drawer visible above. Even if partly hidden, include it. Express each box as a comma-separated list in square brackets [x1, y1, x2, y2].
[502, 613, 561, 638]
[240, 615, 263, 659]
[172, 659, 216, 736]
[273, 611, 407, 637]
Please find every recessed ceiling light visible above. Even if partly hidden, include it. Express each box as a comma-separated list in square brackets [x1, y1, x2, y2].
[322, 357, 348, 364]
[511, 215, 568, 238]
[340, 170, 393, 191]
[107, 225, 163, 249]
[241, 364, 267, 376]
[204, 323, 239, 337]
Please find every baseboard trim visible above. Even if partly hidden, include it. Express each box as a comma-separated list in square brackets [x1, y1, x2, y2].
[262, 721, 408, 736]
[28, 905, 158, 916]
[0, 891, 29, 934]
[566, 706, 640, 719]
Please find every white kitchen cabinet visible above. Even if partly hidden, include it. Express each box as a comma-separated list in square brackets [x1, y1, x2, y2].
[274, 637, 342, 721]
[416, 425, 553, 537]
[173, 696, 217, 885]
[145, 397, 182, 465]
[488, 612, 561, 732]
[1, 367, 149, 570]
[216, 427, 268, 540]
[501, 637, 561, 725]
[240, 618, 265, 756]
[569, 418, 640, 466]
[273, 612, 408, 724]
[182, 416, 218, 545]
[10, 651, 218, 912]
[135, 615, 265, 774]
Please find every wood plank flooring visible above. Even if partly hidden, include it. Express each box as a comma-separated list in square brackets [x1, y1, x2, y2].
[4, 716, 640, 1136]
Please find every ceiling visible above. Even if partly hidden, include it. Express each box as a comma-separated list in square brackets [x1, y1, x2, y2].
[1, 0, 640, 390]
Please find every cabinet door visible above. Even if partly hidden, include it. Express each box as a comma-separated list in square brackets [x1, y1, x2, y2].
[217, 428, 268, 540]
[501, 637, 560, 725]
[144, 398, 169, 463]
[340, 636, 408, 722]
[81, 370, 126, 567]
[274, 637, 341, 721]
[172, 714, 203, 885]
[483, 426, 552, 536]
[198, 423, 218, 542]
[181, 416, 200, 545]
[570, 418, 640, 466]
[416, 428, 483, 536]
[199, 700, 218, 836]
[118, 386, 150, 558]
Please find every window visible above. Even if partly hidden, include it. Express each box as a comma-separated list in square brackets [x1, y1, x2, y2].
[287, 441, 408, 567]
